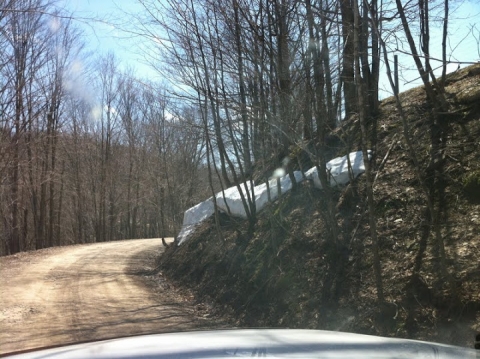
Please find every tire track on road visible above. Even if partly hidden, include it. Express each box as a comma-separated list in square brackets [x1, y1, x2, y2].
[0, 239, 219, 355]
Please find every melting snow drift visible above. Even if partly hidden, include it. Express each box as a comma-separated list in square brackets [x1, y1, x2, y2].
[176, 151, 370, 245]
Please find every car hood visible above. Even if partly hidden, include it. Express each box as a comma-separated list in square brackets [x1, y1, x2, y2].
[4, 329, 478, 358]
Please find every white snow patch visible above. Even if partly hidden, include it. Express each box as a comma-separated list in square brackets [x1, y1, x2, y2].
[215, 171, 304, 219]
[305, 150, 370, 189]
[176, 198, 215, 245]
[176, 151, 370, 245]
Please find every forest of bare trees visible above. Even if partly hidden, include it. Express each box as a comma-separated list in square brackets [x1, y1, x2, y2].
[0, 0, 212, 255]
[1, 0, 478, 301]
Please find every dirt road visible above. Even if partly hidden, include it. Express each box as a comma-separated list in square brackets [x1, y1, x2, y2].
[0, 239, 220, 355]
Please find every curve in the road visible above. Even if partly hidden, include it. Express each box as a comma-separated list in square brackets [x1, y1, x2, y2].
[0, 239, 217, 355]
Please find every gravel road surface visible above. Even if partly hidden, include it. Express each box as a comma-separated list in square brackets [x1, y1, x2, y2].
[0, 239, 219, 355]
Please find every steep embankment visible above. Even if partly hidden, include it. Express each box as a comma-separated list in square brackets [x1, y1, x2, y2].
[158, 64, 480, 348]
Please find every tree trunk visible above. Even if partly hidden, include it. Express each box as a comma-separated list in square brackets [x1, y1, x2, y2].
[340, 0, 356, 119]
[353, 0, 384, 303]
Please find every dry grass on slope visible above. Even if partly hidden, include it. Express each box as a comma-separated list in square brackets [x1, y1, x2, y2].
[158, 64, 480, 348]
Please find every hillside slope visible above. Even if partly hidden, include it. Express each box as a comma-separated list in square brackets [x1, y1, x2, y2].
[158, 64, 480, 348]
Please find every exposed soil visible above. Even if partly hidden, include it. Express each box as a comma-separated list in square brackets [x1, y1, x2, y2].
[158, 65, 480, 349]
[0, 238, 225, 355]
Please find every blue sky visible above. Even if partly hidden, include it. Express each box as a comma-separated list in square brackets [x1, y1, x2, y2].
[382, 0, 480, 96]
[58, 0, 158, 79]
[59, 0, 480, 96]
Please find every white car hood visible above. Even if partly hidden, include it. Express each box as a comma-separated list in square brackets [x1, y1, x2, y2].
[5, 329, 478, 358]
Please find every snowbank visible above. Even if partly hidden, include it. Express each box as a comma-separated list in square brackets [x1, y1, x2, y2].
[176, 151, 370, 245]
[215, 171, 304, 219]
[305, 150, 370, 189]
[177, 171, 304, 245]
[177, 198, 215, 245]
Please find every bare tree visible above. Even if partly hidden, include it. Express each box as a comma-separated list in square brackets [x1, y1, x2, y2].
[1, 0, 52, 253]
[386, 0, 453, 287]
[353, 0, 384, 303]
